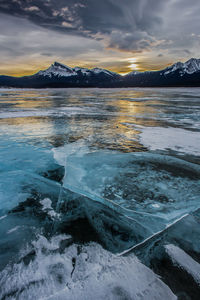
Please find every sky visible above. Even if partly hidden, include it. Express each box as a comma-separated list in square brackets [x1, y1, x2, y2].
[0, 0, 200, 76]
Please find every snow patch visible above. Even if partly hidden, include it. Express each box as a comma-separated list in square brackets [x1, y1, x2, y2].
[139, 126, 200, 156]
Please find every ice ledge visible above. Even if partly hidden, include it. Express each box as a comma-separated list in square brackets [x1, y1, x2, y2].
[165, 244, 200, 284]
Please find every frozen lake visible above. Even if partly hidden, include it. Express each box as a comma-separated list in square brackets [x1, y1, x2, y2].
[0, 88, 200, 299]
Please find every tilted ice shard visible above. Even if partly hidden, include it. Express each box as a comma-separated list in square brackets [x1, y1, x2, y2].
[123, 209, 200, 298]
[165, 244, 200, 284]
[51, 150, 200, 252]
[55, 187, 154, 253]
[63, 151, 200, 221]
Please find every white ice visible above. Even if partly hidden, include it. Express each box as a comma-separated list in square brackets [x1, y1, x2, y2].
[0, 235, 176, 300]
[139, 126, 200, 156]
[40, 198, 60, 218]
[165, 244, 200, 284]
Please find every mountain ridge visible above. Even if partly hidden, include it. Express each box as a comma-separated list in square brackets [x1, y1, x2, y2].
[0, 58, 200, 88]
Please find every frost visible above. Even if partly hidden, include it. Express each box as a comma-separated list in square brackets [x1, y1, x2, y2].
[0, 236, 176, 300]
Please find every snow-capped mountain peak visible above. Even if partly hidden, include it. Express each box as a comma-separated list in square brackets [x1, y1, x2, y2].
[51, 61, 71, 69]
[37, 62, 77, 78]
[164, 58, 200, 75]
[37, 62, 118, 78]
[92, 68, 117, 76]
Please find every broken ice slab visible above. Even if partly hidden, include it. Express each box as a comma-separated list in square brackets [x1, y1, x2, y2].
[62, 151, 200, 230]
[0, 170, 61, 270]
[122, 209, 200, 299]
[53, 187, 165, 253]
[0, 139, 64, 182]
[165, 244, 200, 284]
[126, 209, 200, 263]
[0, 170, 61, 212]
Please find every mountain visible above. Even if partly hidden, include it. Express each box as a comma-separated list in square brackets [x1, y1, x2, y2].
[123, 58, 200, 87]
[0, 58, 200, 88]
[163, 58, 200, 75]
[37, 62, 118, 78]
[0, 62, 121, 88]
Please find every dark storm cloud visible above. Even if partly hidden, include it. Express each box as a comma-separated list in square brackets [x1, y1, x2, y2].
[0, 13, 103, 62]
[0, 0, 167, 51]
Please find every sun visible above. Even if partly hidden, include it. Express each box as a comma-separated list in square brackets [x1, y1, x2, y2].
[128, 58, 139, 71]
[129, 62, 138, 70]
[119, 58, 140, 75]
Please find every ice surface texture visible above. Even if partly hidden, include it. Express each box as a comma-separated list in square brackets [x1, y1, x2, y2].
[0, 88, 200, 299]
[62, 150, 200, 223]
[0, 235, 176, 300]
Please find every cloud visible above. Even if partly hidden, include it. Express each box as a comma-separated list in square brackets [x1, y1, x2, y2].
[62, 21, 73, 28]
[0, 0, 200, 74]
[0, 0, 167, 52]
[0, 0, 199, 57]
[24, 6, 40, 12]
[0, 13, 134, 75]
